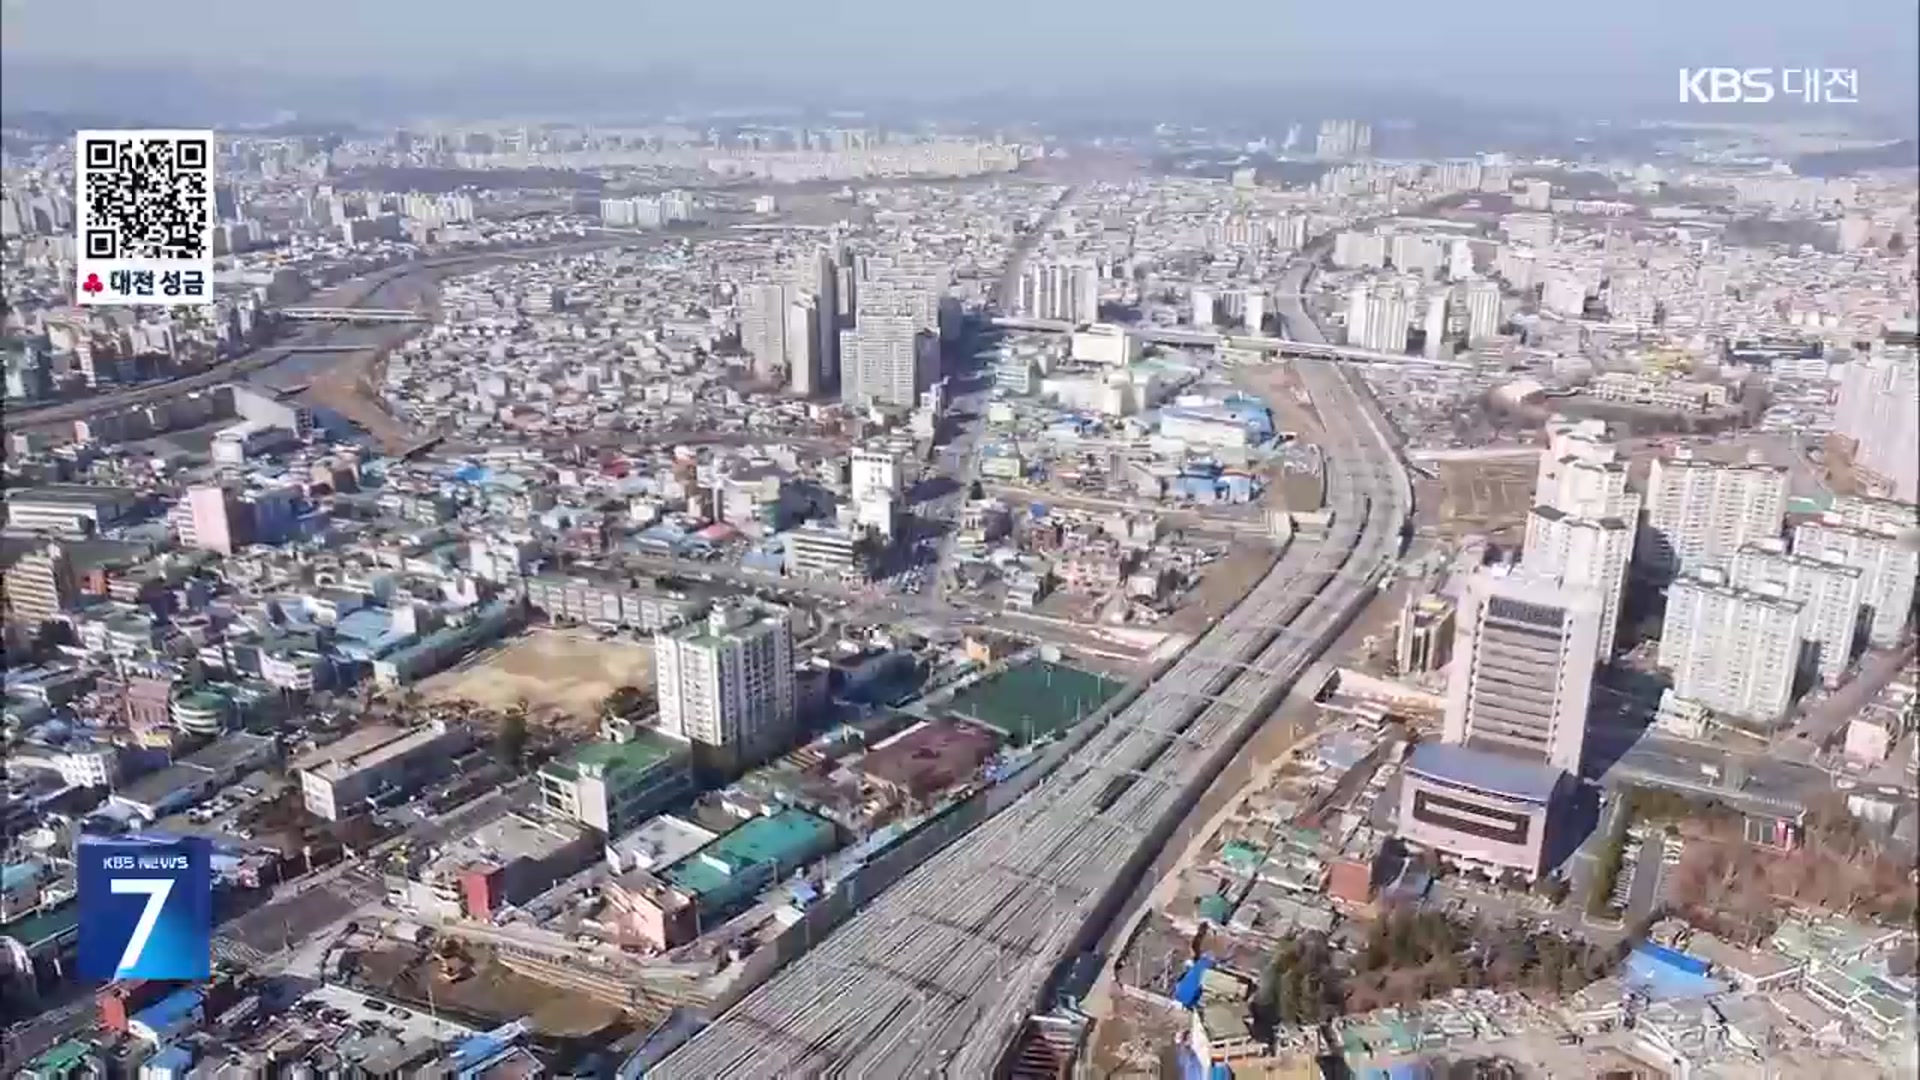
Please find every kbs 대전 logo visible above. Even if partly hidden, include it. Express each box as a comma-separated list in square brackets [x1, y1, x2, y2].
[1678, 68, 1859, 104]
[77, 835, 213, 981]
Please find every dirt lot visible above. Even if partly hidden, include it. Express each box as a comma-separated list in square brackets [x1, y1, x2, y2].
[301, 345, 418, 453]
[417, 627, 653, 724]
[355, 942, 627, 1038]
[1160, 543, 1282, 635]
[1420, 460, 1536, 540]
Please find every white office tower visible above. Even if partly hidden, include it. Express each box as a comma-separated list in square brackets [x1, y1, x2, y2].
[1660, 570, 1805, 724]
[1833, 345, 1919, 504]
[1443, 568, 1601, 775]
[1242, 290, 1266, 332]
[1729, 540, 1863, 688]
[786, 297, 821, 395]
[1421, 290, 1450, 359]
[1640, 451, 1788, 581]
[654, 600, 796, 763]
[1793, 496, 1920, 649]
[739, 282, 790, 380]
[1018, 258, 1099, 324]
[1190, 288, 1215, 328]
[1465, 280, 1501, 343]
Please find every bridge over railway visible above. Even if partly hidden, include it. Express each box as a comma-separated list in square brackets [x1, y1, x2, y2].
[278, 307, 429, 323]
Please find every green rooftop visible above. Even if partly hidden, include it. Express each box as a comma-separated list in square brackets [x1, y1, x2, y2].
[542, 732, 683, 783]
[30, 1039, 96, 1072]
[666, 808, 836, 900]
[1, 899, 80, 950]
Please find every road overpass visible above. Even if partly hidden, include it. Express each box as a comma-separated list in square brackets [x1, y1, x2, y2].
[277, 307, 429, 323]
[988, 315, 1470, 369]
[651, 258, 1413, 1076]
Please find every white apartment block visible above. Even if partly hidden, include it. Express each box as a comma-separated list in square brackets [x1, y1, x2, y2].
[1443, 568, 1601, 775]
[1793, 512, 1919, 650]
[1833, 345, 1919, 504]
[1522, 508, 1634, 662]
[1641, 452, 1788, 580]
[1017, 259, 1099, 324]
[1660, 570, 1805, 724]
[1729, 539, 1864, 688]
[654, 601, 796, 761]
[1524, 418, 1637, 659]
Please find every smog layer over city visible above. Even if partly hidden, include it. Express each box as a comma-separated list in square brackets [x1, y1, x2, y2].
[1, 2, 1917, 1077]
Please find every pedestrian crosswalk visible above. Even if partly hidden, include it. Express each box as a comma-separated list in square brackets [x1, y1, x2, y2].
[214, 937, 270, 968]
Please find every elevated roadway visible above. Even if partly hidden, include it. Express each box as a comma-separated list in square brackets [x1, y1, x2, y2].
[989, 314, 1471, 369]
[651, 257, 1412, 1077]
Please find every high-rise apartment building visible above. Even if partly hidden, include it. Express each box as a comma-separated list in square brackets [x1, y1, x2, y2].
[1443, 568, 1601, 776]
[1660, 570, 1805, 723]
[1344, 281, 1410, 353]
[1465, 279, 1502, 343]
[1522, 418, 1638, 660]
[1833, 345, 1919, 504]
[176, 485, 249, 556]
[785, 297, 820, 396]
[1728, 540, 1863, 688]
[842, 280, 941, 409]
[1793, 496, 1920, 649]
[654, 600, 796, 765]
[739, 282, 791, 381]
[3, 541, 78, 626]
[1017, 259, 1099, 324]
[1640, 452, 1788, 581]
[1315, 119, 1373, 160]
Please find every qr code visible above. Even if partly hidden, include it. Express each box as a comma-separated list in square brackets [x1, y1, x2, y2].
[78, 130, 212, 261]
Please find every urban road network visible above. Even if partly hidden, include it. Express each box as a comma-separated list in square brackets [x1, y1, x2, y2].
[649, 256, 1414, 1078]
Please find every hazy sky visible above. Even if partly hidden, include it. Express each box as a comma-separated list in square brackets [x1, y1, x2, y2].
[4, 0, 1916, 109]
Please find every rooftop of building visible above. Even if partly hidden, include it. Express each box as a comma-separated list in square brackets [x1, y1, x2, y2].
[425, 812, 587, 877]
[858, 719, 1002, 799]
[663, 808, 835, 900]
[1404, 742, 1564, 805]
[542, 732, 684, 783]
[295, 722, 456, 780]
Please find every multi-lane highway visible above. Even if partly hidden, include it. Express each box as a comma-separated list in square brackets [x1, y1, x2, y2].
[650, 255, 1411, 1076]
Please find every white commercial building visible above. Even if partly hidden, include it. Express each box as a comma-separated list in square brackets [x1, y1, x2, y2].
[1640, 452, 1788, 580]
[850, 446, 905, 501]
[654, 600, 796, 764]
[1728, 540, 1863, 688]
[1443, 568, 1601, 775]
[1660, 570, 1805, 724]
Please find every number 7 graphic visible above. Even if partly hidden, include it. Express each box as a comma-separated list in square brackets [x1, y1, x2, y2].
[111, 877, 174, 972]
